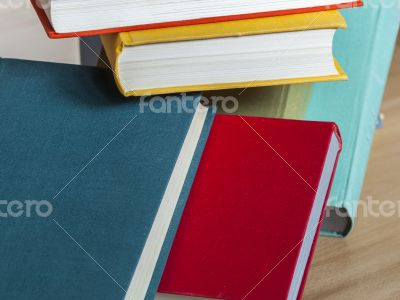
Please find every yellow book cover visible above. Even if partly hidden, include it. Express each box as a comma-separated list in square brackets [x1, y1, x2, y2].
[101, 10, 347, 97]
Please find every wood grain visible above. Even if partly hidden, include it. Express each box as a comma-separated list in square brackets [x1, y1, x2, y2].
[303, 37, 400, 299]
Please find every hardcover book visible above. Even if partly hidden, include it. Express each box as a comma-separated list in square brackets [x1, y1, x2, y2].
[203, 84, 313, 120]
[158, 115, 342, 300]
[306, 2, 400, 237]
[31, 0, 362, 38]
[0, 58, 214, 300]
[101, 11, 347, 96]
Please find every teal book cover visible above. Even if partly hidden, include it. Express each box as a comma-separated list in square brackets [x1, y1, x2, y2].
[306, 2, 400, 237]
[0, 59, 214, 299]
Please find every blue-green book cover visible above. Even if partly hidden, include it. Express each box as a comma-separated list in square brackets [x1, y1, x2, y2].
[0, 58, 214, 299]
[306, 2, 400, 237]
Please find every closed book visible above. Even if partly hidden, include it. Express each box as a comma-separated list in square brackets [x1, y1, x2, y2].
[101, 11, 347, 97]
[31, 0, 362, 39]
[158, 115, 342, 300]
[306, 2, 400, 237]
[0, 58, 214, 300]
[204, 84, 313, 120]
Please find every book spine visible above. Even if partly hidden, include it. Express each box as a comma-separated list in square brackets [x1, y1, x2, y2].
[143, 102, 215, 300]
[342, 4, 400, 227]
[100, 34, 129, 97]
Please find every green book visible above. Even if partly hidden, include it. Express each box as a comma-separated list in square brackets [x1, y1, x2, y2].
[204, 84, 312, 119]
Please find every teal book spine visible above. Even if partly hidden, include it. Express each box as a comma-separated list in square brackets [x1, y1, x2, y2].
[0, 58, 214, 299]
[306, 2, 400, 237]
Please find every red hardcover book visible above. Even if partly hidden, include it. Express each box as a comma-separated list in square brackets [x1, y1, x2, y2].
[31, 0, 362, 39]
[158, 115, 342, 300]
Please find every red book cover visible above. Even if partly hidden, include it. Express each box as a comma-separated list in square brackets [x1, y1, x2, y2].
[31, 0, 362, 39]
[158, 115, 342, 300]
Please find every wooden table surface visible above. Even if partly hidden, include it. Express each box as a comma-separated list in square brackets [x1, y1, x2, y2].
[303, 38, 400, 299]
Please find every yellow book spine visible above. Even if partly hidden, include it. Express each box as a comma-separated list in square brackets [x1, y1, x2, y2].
[101, 34, 136, 97]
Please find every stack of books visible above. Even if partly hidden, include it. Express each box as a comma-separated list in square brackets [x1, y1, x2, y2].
[0, 0, 366, 299]
[33, 0, 362, 96]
